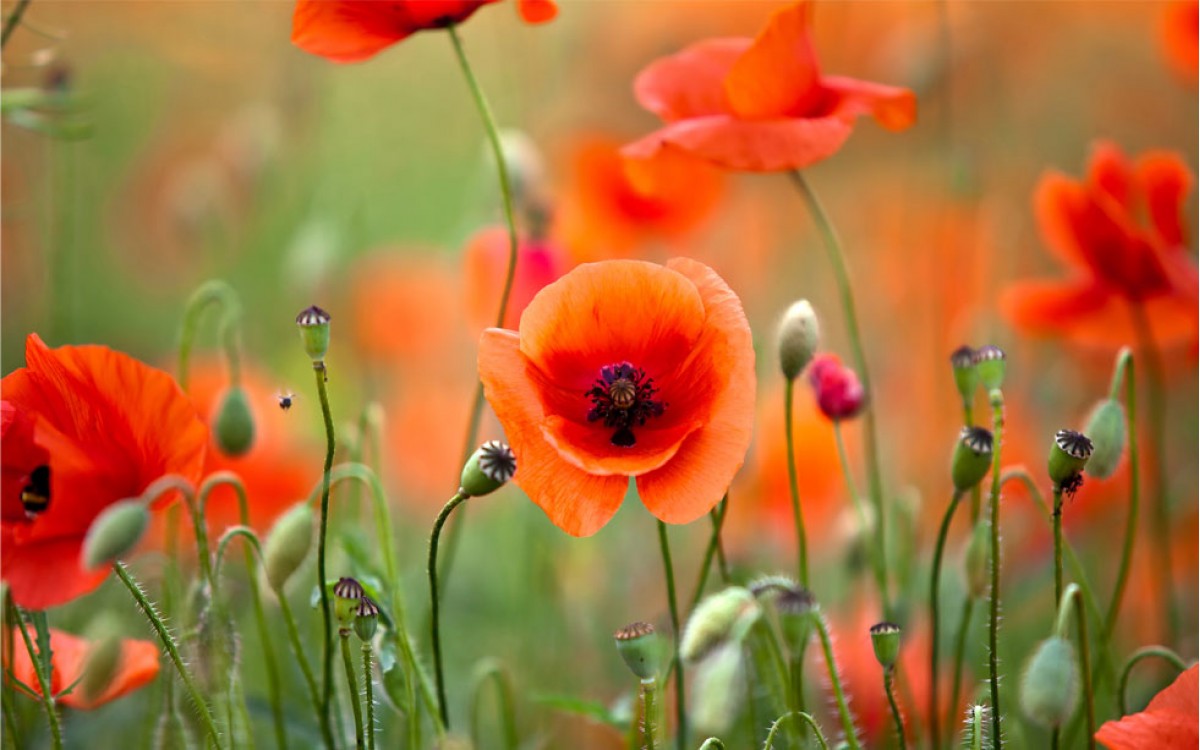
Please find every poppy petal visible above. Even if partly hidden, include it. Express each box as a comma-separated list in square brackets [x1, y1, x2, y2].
[1136, 150, 1193, 248]
[0, 536, 109, 611]
[1095, 665, 1198, 749]
[723, 2, 822, 119]
[822, 75, 918, 132]
[8, 628, 160, 710]
[636, 258, 755, 524]
[1087, 140, 1133, 207]
[478, 330, 627, 537]
[633, 39, 750, 123]
[292, 0, 412, 63]
[517, 0, 557, 24]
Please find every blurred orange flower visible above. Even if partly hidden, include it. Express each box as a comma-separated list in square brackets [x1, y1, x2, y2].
[6, 628, 160, 710]
[463, 225, 567, 332]
[0, 335, 207, 610]
[292, 0, 556, 63]
[478, 259, 755, 536]
[1161, 1, 1199, 83]
[1095, 665, 1198, 749]
[623, 1, 916, 172]
[1001, 141, 1198, 350]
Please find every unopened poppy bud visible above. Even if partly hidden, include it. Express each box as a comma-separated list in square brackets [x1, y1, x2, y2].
[1020, 637, 1079, 729]
[747, 574, 798, 600]
[869, 621, 902, 669]
[777, 300, 820, 381]
[808, 354, 865, 421]
[295, 305, 331, 363]
[263, 503, 314, 592]
[1083, 400, 1125, 479]
[333, 577, 365, 625]
[952, 426, 994, 492]
[613, 621, 662, 680]
[681, 587, 761, 664]
[690, 642, 744, 733]
[1048, 429, 1092, 491]
[82, 499, 149, 569]
[213, 386, 255, 457]
[950, 345, 978, 403]
[460, 440, 516, 497]
[354, 596, 380, 642]
[973, 345, 1006, 391]
[964, 519, 990, 599]
[80, 626, 123, 703]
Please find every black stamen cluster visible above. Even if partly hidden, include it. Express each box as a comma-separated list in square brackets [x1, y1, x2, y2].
[585, 362, 666, 447]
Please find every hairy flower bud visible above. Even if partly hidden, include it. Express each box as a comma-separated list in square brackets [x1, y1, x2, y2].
[1020, 637, 1079, 729]
[952, 426, 994, 492]
[213, 385, 255, 457]
[974, 345, 1006, 391]
[613, 621, 662, 681]
[295, 305, 331, 363]
[681, 587, 761, 664]
[82, 500, 149, 569]
[263, 502, 314, 592]
[777, 300, 820, 381]
[1082, 399, 1125, 479]
[460, 440, 516, 497]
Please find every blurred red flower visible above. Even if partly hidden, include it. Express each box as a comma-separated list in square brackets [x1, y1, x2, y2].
[623, 1, 916, 172]
[292, 0, 556, 63]
[1095, 665, 1198, 749]
[463, 225, 567, 332]
[0, 335, 207, 610]
[6, 628, 160, 710]
[1161, 1, 1199, 82]
[478, 259, 755, 536]
[809, 353, 865, 421]
[1001, 141, 1198, 350]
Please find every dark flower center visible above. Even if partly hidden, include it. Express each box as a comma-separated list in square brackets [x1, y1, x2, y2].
[21, 464, 50, 516]
[586, 362, 666, 447]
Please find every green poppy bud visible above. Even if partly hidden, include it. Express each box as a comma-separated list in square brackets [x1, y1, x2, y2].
[82, 499, 149, 569]
[459, 440, 516, 497]
[951, 426, 994, 492]
[777, 300, 820, 381]
[295, 305, 331, 363]
[263, 502, 314, 593]
[1083, 399, 1125, 479]
[213, 386, 255, 457]
[1048, 429, 1093, 491]
[974, 345, 1006, 391]
[964, 518, 990, 599]
[354, 596, 380, 642]
[1020, 637, 1079, 729]
[869, 621, 902, 669]
[950, 345, 978, 404]
[680, 587, 761, 664]
[613, 621, 662, 681]
[333, 577, 365, 625]
[690, 642, 744, 734]
[80, 618, 124, 703]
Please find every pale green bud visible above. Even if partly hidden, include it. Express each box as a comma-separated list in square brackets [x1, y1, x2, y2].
[1083, 400, 1125, 479]
[213, 386, 255, 457]
[777, 300, 820, 380]
[82, 500, 149, 569]
[263, 502, 314, 592]
[680, 587, 761, 664]
[1020, 637, 1079, 729]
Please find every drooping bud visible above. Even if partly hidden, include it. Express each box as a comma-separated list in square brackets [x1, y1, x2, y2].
[808, 354, 865, 421]
[333, 577, 365, 625]
[973, 345, 1006, 391]
[1019, 637, 1079, 729]
[354, 596, 380, 642]
[80, 621, 124, 703]
[777, 300, 820, 381]
[82, 500, 149, 569]
[950, 345, 978, 404]
[964, 519, 990, 599]
[680, 587, 761, 664]
[460, 440, 516, 497]
[1082, 399, 1125, 479]
[213, 385, 255, 457]
[295, 305, 331, 363]
[613, 621, 663, 681]
[263, 503, 314, 592]
[869, 621, 902, 670]
[1048, 429, 1092, 492]
[951, 426, 994, 492]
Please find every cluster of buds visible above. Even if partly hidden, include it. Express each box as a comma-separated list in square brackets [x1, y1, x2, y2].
[333, 576, 380, 642]
[949, 344, 1008, 403]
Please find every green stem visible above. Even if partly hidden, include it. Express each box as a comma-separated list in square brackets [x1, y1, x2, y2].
[1, 0, 32, 49]
[142, 475, 212, 585]
[791, 170, 889, 615]
[785, 379, 810, 588]
[813, 612, 860, 749]
[764, 711, 830, 750]
[656, 520, 686, 750]
[363, 642, 376, 750]
[1104, 348, 1138, 640]
[1117, 646, 1187, 715]
[885, 668, 908, 750]
[697, 739, 726, 750]
[984, 388, 1004, 750]
[176, 279, 243, 392]
[312, 362, 337, 734]
[1054, 585, 1096, 750]
[929, 490, 964, 750]
[1053, 487, 1065, 608]
[114, 561, 223, 750]
[949, 597, 975, 747]
[276, 592, 326, 743]
[429, 490, 470, 729]
[969, 704, 984, 750]
[342, 635, 365, 750]
[13, 610, 62, 750]
[641, 678, 659, 750]
[689, 494, 730, 610]
[834, 421, 885, 596]
[470, 660, 518, 750]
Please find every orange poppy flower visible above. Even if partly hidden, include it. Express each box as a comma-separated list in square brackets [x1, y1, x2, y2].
[463, 225, 567, 332]
[1161, 1, 1198, 83]
[622, 1, 916, 173]
[1001, 141, 1198, 349]
[0, 334, 207, 610]
[292, 0, 557, 63]
[1095, 665, 1198, 749]
[6, 628, 160, 710]
[478, 258, 755, 536]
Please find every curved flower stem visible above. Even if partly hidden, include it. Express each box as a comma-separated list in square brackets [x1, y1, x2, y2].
[429, 490, 470, 729]
[764, 711, 830, 750]
[14, 609, 62, 750]
[1104, 348, 1139, 640]
[948, 597, 975, 745]
[1117, 646, 1187, 715]
[812, 612, 860, 750]
[276, 591, 327, 744]
[310, 362, 337, 734]
[641, 677, 659, 750]
[341, 634, 365, 750]
[175, 279, 243, 392]
[657, 520, 686, 750]
[114, 561, 223, 750]
[929, 489, 964, 750]
[689, 494, 730, 610]
[1053, 584, 1096, 750]
[1, 0, 32, 50]
[469, 660, 519, 750]
[698, 739, 727, 750]
[363, 642, 376, 750]
[142, 475, 211, 585]
[884, 667, 908, 750]
[785, 379, 810, 589]
[791, 170, 889, 615]
[984, 388, 1004, 750]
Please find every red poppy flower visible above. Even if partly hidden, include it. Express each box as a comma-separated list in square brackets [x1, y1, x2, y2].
[6, 628, 160, 710]
[808, 353, 865, 421]
[1161, 1, 1198, 83]
[292, 0, 557, 63]
[1001, 141, 1198, 349]
[1095, 665, 1198, 749]
[478, 259, 755, 536]
[1, 334, 207, 610]
[463, 224, 566, 332]
[622, 1, 916, 173]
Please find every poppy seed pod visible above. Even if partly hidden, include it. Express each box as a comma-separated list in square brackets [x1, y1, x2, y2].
[1083, 399, 1125, 479]
[952, 426, 994, 492]
[777, 300, 820, 381]
[775, 586, 815, 652]
[613, 621, 662, 681]
[263, 503, 314, 592]
[295, 305, 331, 363]
[949, 345, 978, 404]
[974, 345, 1006, 391]
[354, 596, 380, 642]
[1048, 429, 1093, 490]
[1020, 637, 1080, 729]
[964, 519, 990, 599]
[82, 500, 149, 569]
[333, 577, 365, 625]
[681, 587, 761, 664]
[213, 385, 255, 457]
[869, 621, 902, 669]
[460, 440, 516, 497]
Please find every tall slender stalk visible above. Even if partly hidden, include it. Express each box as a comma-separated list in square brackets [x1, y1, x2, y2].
[884, 667, 908, 750]
[1103, 348, 1138, 639]
[469, 660, 519, 750]
[812, 612, 860, 750]
[785, 379, 810, 588]
[429, 490, 470, 728]
[277, 592, 326, 742]
[656, 520, 686, 750]
[1052, 487, 1065, 606]
[949, 597, 975, 745]
[342, 634, 365, 750]
[641, 678, 659, 750]
[1054, 584, 1096, 750]
[312, 363, 337, 733]
[929, 489, 965, 750]
[13, 609, 62, 750]
[363, 642, 377, 750]
[1, 0, 32, 49]
[984, 388, 1004, 750]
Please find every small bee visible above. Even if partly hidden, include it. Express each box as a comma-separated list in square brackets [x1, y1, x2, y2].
[21, 465, 51, 518]
[276, 390, 297, 411]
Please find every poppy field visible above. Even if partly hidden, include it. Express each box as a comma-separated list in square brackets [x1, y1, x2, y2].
[1, 1, 1198, 749]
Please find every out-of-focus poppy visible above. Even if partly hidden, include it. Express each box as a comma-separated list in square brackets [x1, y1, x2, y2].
[478, 259, 755, 536]
[623, 1, 916, 173]
[6, 628, 160, 710]
[1095, 665, 1198, 749]
[463, 225, 567, 332]
[1161, 1, 1198, 83]
[1001, 141, 1198, 350]
[292, 0, 557, 64]
[0, 335, 207, 610]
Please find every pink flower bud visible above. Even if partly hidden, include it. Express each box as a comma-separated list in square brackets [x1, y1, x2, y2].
[807, 354, 865, 421]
